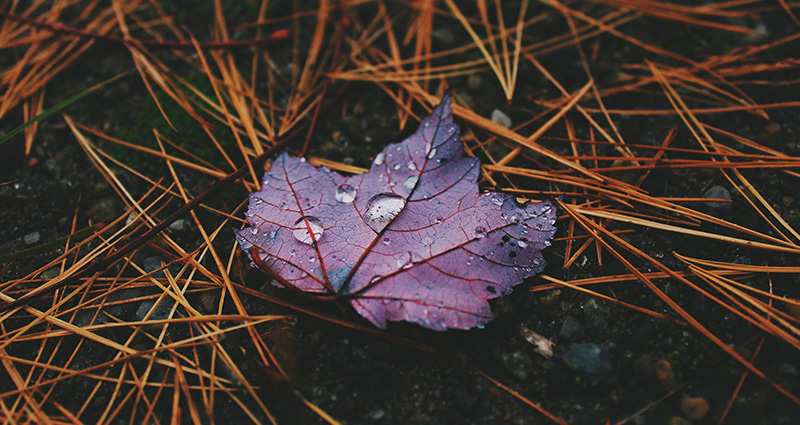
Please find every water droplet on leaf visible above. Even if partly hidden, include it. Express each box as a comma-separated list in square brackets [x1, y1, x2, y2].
[473, 226, 487, 239]
[395, 252, 412, 268]
[403, 175, 418, 191]
[373, 152, 385, 165]
[427, 148, 437, 159]
[407, 162, 417, 171]
[364, 193, 406, 231]
[335, 184, 357, 203]
[292, 216, 324, 245]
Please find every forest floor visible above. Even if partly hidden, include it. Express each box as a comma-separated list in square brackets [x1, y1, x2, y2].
[2, 1, 800, 424]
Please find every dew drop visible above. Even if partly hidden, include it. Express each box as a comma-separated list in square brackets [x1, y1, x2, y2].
[396, 146, 402, 151]
[269, 230, 279, 239]
[392, 163, 401, 170]
[249, 227, 258, 235]
[373, 152, 385, 165]
[466, 256, 474, 266]
[476, 322, 485, 329]
[335, 184, 357, 203]
[490, 194, 504, 206]
[427, 148, 437, 159]
[473, 226, 487, 239]
[309, 256, 316, 263]
[395, 252, 412, 269]
[299, 157, 307, 162]
[290, 249, 296, 256]
[403, 175, 418, 191]
[383, 237, 391, 246]
[363, 193, 406, 231]
[517, 240, 528, 248]
[292, 216, 324, 245]
[407, 161, 417, 171]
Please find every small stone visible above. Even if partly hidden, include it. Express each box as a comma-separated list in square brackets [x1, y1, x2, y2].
[502, 351, 534, 380]
[169, 219, 189, 232]
[764, 122, 781, 135]
[467, 74, 483, 91]
[198, 290, 220, 313]
[87, 197, 118, 222]
[143, 256, 179, 279]
[559, 316, 580, 339]
[490, 109, 512, 128]
[135, 298, 174, 322]
[23, 231, 40, 245]
[563, 343, 612, 375]
[583, 298, 610, 330]
[654, 359, 673, 386]
[433, 28, 456, 44]
[369, 409, 386, 420]
[41, 267, 60, 280]
[669, 417, 691, 425]
[744, 22, 769, 44]
[680, 396, 709, 420]
[777, 363, 797, 375]
[703, 185, 732, 215]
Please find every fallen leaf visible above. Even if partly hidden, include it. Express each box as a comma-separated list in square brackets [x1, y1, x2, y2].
[236, 93, 557, 330]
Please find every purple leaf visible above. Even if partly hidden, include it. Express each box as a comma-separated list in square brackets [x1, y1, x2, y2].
[236, 93, 557, 331]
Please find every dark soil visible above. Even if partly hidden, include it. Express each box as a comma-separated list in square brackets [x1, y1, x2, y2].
[2, 2, 800, 424]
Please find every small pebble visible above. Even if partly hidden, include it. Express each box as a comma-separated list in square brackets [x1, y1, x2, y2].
[680, 396, 709, 420]
[41, 267, 60, 280]
[764, 122, 782, 135]
[654, 359, 673, 386]
[467, 74, 483, 91]
[24, 231, 41, 245]
[559, 316, 580, 339]
[369, 409, 386, 420]
[169, 219, 189, 232]
[563, 343, 612, 375]
[669, 417, 691, 425]
[703, 185, 732, 215]
[491, 109, 512, 128]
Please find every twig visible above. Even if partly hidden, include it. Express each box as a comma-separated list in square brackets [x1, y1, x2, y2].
[0, 10, 289, 50]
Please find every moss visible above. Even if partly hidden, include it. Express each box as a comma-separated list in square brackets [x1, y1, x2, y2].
[110, 72, 235, 175]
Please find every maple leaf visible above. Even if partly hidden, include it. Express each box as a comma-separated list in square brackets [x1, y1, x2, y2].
[236, 93, 557, 331]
